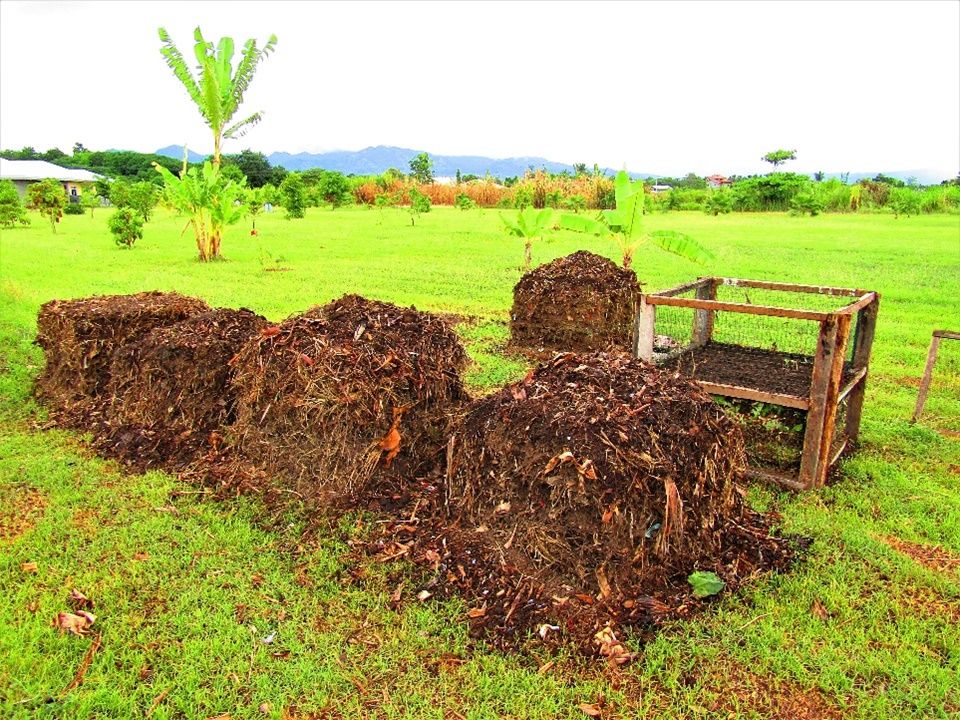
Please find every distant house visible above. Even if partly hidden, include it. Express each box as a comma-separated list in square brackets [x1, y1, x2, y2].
[705, 174, 731, 189]
[651, 184, 673, 193]
[0, 159, 102, 202]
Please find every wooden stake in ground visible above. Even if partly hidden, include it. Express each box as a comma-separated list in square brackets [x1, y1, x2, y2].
[912, 330, 960, 422]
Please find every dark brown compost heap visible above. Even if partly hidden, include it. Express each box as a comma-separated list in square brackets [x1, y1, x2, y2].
[228, 294, 470, 504]
[99, 308, 268, 470]
[35, 292, 210, 420]
[384, 352, 797, 649]
[510, 251, 640, 353]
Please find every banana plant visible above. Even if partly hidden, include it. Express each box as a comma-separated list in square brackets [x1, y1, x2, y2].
[154, 161, 245, 261]
[501, 207, 555, 271]
[560, 170, 713, 269]
[158, 27, 277, 166]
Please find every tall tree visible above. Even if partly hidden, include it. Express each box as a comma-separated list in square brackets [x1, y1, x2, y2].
[158, 26, 277, 166]
[26, 179, 67, 233]
[761, 149, 797, 169]
[408, 152, 434, 184]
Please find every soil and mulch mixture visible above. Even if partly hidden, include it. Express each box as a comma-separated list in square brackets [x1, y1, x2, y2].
[33, 293, 802, 659]
[510, 251, 641, 356]
[215, 294, 471, 506]
[34, 291, 210, 424]
[366, 352, 802, 654]
[96, 308, 268, 471]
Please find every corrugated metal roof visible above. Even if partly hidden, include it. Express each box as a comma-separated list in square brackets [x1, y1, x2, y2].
[0, 158, 102, 182]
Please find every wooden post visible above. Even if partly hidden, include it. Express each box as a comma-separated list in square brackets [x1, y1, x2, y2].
[912, 332, 945, 422]
[691, 278, 717, 348]
[634, 296, 656, 362]
[816, 313, 852, 484]
[845, 295, 879, 441]
[799, 316, 841, 489]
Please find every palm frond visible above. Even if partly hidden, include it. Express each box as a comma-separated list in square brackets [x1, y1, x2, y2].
[158, 27, 204, 110]
[224, 112, 265, 139]
[649, 230, 714, 264]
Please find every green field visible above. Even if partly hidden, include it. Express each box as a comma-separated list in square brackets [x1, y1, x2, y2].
[1, 207, 958, 719]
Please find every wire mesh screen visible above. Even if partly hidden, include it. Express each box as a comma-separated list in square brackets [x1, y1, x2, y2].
[714, 398, 806, 472]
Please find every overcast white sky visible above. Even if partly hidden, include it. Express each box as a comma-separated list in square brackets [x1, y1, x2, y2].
[1, 0, 958, 178]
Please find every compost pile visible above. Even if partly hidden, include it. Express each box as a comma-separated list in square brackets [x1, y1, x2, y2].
[510, 251, 640, 354]
[373, 351, 798, 649]
[35, 292, 210, 423]
[227, 294, 470, 505]
[98, 308, 268, 471]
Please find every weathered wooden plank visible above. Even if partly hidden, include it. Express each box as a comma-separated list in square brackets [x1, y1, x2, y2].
[745, 466, 808, 491]
[720, 277, 866, 297]
[838, 291, 879, 316]
[634, 298, 656, 362]
[652, 277, 715, 298]
[814, 312, 852, 486]
[933, 330, 960, 340]
[845, 296, 880, 439]
[912, 334, 943, 422]
[799, 317, 839, 488]
[646, 295, 829, 321]
[697, 381, 810, 410]
[691, 281, 717, 348]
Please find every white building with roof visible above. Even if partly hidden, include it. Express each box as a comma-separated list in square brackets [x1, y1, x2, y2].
[0, 158, 102, 201]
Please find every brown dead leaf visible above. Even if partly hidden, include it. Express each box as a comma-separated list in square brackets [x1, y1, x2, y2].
[596, 567, 612, 599]
[69, 589, 94, 610]
[537, 660, 554, 675]
[21, 561, 38, 573]
[811, 598, 830, 620]
[593, 625, 636, 665]
[54, 611, 96, 636]
[574, 593, 595, 605]
[417, 590, 433, 602]
[379, 426, 401, 467]
[510, 385, 527, 401]
[494, 501, 511, 515]
[388, 582, 403, 610]
[298, 353, 314, 366]
[251, 573, 264, 589]
[260, 326, 281, 338]
[466, 606, 487, 618]
[270, 649, 291, 659]
[579, 703, 603, 717]
[133, 552, 150, 561]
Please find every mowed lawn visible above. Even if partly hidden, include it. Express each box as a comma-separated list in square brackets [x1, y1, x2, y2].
[0, 206, 958, 719]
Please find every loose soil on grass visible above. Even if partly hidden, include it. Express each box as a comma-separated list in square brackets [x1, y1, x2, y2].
[97, 308, 268, 471]
[224, 294, 470, 506]
[0, 485, 47, 542]
[510, 251, 640, 355]
[369, 352, 800, 651]
[880, 535, 960, 575]
[35, 292, 209, 423]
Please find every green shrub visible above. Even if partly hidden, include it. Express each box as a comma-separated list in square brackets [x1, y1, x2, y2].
[888, 187, 921, 218]
[789, 188, 825, 216]
[454, 193, 476, 210]
[280, 174, 307, 219]
[512, 186, 534, 210]
[108, 207, 144, 248]
[0, 180, 30, 228]
[704, 191, 733, 216]
[26, 178, 67, 233]
[64, 202, 86, 215]
[407, 187, 431, 225]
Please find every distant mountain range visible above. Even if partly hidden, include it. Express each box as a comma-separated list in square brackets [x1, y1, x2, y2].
[155, 145, 953, 185]
[155, 144, 638, 179]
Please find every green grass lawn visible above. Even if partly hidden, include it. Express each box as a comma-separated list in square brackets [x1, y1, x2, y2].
[1, 206, 958, 719]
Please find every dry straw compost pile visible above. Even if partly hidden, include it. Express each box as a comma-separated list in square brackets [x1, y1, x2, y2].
[228, 294, 470, 504]
[35, 292, 209, 421]
[510, 251, 640, 354]
[376, 352, 798, 649]
[100, 308, 268, 470]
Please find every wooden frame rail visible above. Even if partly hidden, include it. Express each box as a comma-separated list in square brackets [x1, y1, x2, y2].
[635, 277, 880, 490]
[911, 330, 960, 423]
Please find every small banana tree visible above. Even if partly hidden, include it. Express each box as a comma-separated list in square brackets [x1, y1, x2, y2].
[154, 161, 245, 261]
[561, 170, 712, 269]
[158, 27, 277, 167]
[501, 207, 555, 271]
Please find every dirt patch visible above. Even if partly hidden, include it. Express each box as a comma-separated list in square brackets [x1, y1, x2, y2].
[676, 658, 846, 719]
[510, 251, 640, 354]
[371, 352, 800, 650]
[225, 294, 470, 505]
[0, 485, 47, 542]
[35, 292, 209, 421]
[97, 308, 268, 471]
[895, 585, 960, 624]
[881, 535, 960, 574]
